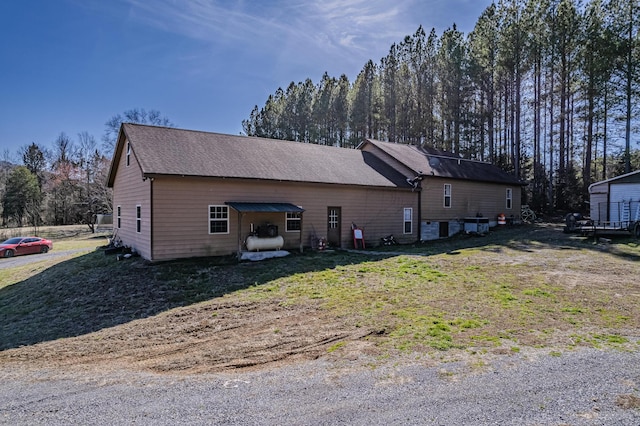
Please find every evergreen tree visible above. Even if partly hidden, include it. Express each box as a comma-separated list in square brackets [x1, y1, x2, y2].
[2, 166, 41, 227]
[20, 142, 47, 188]
[241, 0, 640, 213]
[333, 75, 350, 147]
[437, 24, 468, 153]
[468, 4, 499, 161]
[349, 60, 377, 145]
[580, 0, 617, 196]
[608, 0, 640, 174]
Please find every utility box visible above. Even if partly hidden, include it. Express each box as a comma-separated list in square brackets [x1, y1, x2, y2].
[464, 217, 489, 234]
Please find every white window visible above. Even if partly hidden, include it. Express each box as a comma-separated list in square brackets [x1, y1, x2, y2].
[286, 212, 301, 232]
[209, 205, 229, 234]
[328, 208, 339, 229]
[136, 205, 141, 233]
[126, 142, 131, 167]
[506, 188, 513, 210]
[403, 208, 413, 234]
[117, 205, 121, 229]
[444, 184, 452, 208]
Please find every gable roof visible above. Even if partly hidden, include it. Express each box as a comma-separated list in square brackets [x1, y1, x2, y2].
[107, 124, 409, 188]
[359, 139, 524, 185]
[588, 170, 640, 192]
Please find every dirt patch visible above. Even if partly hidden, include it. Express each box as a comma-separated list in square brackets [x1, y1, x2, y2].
[616, 394, 640, 410]
[3, 299, 369, 374]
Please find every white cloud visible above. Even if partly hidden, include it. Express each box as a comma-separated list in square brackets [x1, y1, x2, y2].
[116, 0, 424, 75]
[99, 0, 491, 83]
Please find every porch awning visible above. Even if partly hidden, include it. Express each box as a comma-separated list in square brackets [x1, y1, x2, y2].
[225, 202, 305, 213]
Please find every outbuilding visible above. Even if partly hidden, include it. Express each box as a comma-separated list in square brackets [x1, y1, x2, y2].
[588, 170, 640, 228]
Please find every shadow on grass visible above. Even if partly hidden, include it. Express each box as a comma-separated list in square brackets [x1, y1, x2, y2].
[0, 223, 637, 351]
[365, 222, 640, 262]
[0, 246, 400, 351]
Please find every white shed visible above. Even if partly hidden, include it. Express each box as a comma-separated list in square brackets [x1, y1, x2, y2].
[588, 170, 640, 226]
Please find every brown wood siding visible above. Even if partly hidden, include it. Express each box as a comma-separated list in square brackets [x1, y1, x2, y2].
[111, 138, 152, 259]
[150, 177, 417, 260]
[421, 178, 521, 222]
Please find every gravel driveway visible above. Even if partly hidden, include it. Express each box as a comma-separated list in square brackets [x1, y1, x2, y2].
[0, 248, 91, 270]
[1, 348, 639, 425]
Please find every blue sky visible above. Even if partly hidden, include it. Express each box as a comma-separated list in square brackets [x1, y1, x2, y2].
[0, 0, 491, 160]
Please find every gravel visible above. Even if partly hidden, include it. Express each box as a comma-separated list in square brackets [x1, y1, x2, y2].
[0, 249, 91, 270]
[1, 347, 639, 425]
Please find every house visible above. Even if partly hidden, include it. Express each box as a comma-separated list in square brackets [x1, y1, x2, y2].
[588, 170, 640, 228]
[107, 124, 525, 261]
[359, 139, 524, 240]
[107, 124, 417, 261]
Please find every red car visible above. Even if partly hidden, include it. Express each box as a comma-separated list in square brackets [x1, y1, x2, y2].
[0, 237, 53, 258]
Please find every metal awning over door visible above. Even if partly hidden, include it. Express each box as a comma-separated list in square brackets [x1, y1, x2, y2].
[225, 202, 305, 213]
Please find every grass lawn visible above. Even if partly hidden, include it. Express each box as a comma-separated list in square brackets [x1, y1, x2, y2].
[0, 223, 638, 373]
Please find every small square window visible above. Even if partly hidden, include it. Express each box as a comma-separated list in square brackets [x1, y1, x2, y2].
[286, 212, 301, 232]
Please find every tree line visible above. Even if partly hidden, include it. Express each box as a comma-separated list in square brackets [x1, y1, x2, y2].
[1, 109, 171, 230]
[242, 0, 640, 214]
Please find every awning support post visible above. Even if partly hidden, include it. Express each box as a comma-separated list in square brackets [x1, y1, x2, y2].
[299, 213, 304, 253]
[236, 211, 243, 259]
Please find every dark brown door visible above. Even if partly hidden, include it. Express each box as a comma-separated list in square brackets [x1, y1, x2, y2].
[439, 221, 449, 238]
[327, 207, 341, 247]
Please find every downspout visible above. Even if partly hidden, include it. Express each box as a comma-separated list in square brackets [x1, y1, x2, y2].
[410, 173, 425, 243]
[417, 185, 422, 243]
[149, 177, 154, 261]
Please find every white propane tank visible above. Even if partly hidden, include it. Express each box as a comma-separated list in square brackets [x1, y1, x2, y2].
[246, 235, 284, 251]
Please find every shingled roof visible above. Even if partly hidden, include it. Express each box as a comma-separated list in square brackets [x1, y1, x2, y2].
[361, 139, 524, 185]
[107, 124, 409, 188]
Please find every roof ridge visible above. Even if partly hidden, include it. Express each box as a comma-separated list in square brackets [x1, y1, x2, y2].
[113, 124, 407, 188]
[124, 122, 360, 153]
[366, 138, 492, 164]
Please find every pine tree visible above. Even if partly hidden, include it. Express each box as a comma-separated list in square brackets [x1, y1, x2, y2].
[437, 24, 468, 153]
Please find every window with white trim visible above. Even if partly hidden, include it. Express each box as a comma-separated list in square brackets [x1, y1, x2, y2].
[126, 142, 131, 167]
[444, 184, 452, 208]
[136, 205, 141, 233]
[209, 205, 229, 234]
[286, 212, 301, 232]
[328, 208, 339, 229]
[117, 205, 121, 229]
[403, 208, 413, 234]
[506, 188, 513, 210]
